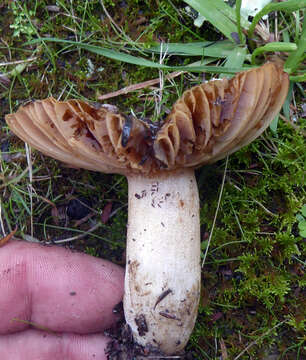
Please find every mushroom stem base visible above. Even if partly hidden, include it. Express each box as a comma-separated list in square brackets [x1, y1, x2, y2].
[124, 169, 201, 354]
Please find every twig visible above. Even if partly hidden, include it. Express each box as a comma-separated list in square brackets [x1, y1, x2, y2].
[46, 205, 127, 244]
[11, 318, 61, 337]
[98, 71, 184, 100]
[0, 203, 6, 237]
[100, 0, 134, 44]
[1, 38, 12, 61]
[291, 255, 306, 266]
[154, 43, 168, 118]
[0, 57, 38, 67]
[233, 320, 286, 360]
[25, 143, 34, 238]
[139, 357, 182, 359]
[280, 114, 306, 137]
[202, 156, 228, 268]
[0, 166, 30, 190]
[32, 175, 62, 182]
[253, 199, 278, 217]
[274, 11, 278, 42]
[50, 222, 101, 244]
[228, 179, 278, 217]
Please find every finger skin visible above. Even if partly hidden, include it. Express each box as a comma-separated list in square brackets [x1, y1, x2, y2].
[0, 241, 124, 334]
[0, 329, 110, 360]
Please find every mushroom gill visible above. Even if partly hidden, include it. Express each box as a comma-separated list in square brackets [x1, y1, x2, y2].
[6, 63, 288, 176]
[153, 62, 289, 167]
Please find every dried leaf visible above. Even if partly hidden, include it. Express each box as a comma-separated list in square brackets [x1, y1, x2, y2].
[101, 202, 113, 224]
[0, 228, 17, 247]
[211, 312, 223, 322]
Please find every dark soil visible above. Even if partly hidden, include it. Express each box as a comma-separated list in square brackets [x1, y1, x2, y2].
[105, 319, 195, 360]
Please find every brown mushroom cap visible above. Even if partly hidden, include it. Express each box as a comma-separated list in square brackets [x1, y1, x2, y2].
[5, 63, 289, 175]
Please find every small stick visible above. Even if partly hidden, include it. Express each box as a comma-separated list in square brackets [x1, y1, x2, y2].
[98, 71, 184, 100]
[159, 311, 180, 320]
[154, 289, 172, 310]
[202, 156, 228, 267]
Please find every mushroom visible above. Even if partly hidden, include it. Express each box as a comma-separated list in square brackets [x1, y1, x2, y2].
[5, 62, 289, 354]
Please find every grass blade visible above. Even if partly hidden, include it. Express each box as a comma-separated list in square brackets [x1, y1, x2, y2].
[285, 14, 306, 73]
[282, 82, 294, 120]
[289, 73, 306, 82]
[251, 42, 297, 64]
[184, 0, 245, 42]
[269, 115, 279, 133]
[235, 0, 244, 44]
[220, 46, 247, 78]
[248, 0, 306, 38]
[27, 38, 250, 74]
[144, 40, 239, 58]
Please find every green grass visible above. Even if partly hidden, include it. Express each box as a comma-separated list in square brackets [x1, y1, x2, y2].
[0, 0, 305, 358]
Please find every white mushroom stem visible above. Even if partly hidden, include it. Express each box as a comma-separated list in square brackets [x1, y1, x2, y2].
[124, 168, 201, 354]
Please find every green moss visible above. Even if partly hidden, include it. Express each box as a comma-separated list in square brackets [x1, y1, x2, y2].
[194, 125, 305, 357]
